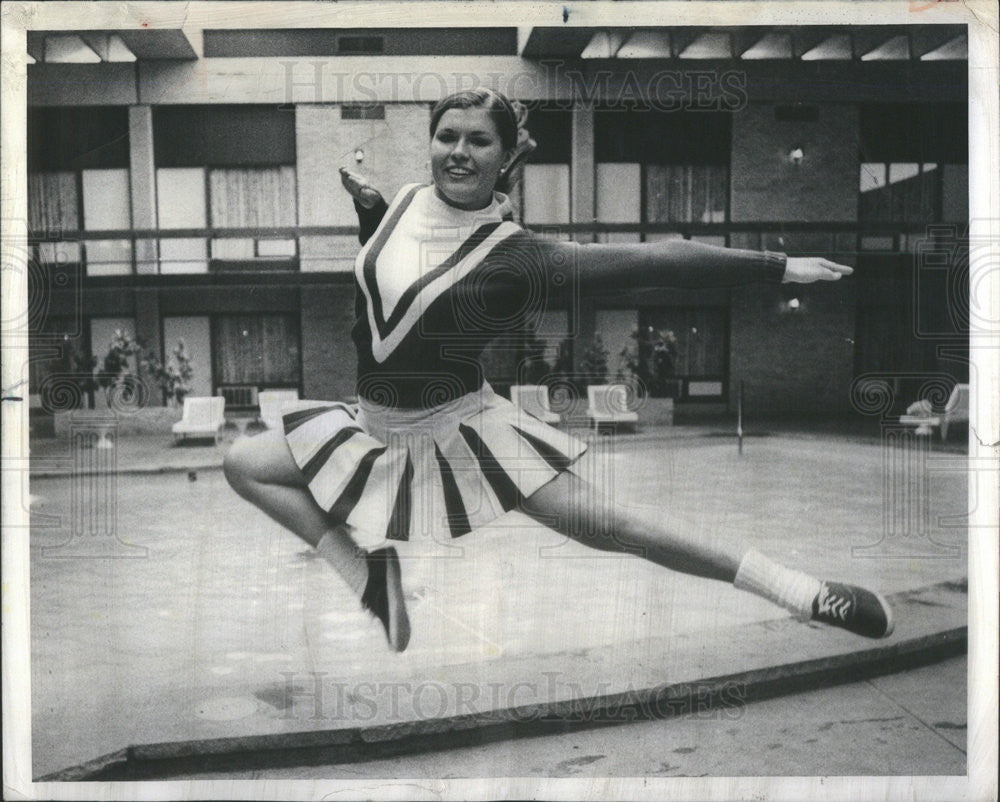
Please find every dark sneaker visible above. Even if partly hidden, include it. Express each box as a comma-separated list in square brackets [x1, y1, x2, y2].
[361, 546, 411, 652]
[812, 581, 895, 639]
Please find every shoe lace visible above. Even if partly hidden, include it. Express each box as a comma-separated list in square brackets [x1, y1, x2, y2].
[817, 584, 853, 622]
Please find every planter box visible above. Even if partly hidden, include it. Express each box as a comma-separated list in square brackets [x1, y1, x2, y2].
[54, 406, 182, 438]
[636, 397, 675, 426]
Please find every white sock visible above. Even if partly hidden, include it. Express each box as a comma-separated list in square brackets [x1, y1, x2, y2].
[316, 527, 368, 597]
[733, 549, 821, 622]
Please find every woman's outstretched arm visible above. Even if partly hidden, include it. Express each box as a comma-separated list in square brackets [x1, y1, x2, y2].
[483, 232, 851, 296]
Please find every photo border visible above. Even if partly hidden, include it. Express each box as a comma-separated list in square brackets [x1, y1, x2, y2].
[2, 2, 997, 799]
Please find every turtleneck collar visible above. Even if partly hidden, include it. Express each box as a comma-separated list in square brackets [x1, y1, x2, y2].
[426, 186, 512, 222]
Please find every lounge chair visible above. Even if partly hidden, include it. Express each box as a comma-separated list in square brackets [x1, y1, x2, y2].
[510, 384, 560, 424]
[258, 389, 301, 430]
[899, 383, 969, 440]
[172, 396, 226, 444]
[586, 384, 639, 432]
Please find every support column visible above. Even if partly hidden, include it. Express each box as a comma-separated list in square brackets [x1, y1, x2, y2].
[128, 105, 158, 275]
[570, 105, 595, 244]
[134, 288, 162, 406]
[572, 299, 598, 376]
[570, 105, 597, 378]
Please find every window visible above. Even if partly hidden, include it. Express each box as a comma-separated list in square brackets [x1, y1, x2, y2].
[595, 109, 731, 241]
[519, 105, 572, 226]
[858, 103, 968, 238]
[341, 104, 386, 121]
[29, 315, 92, 409]
[645, 164, 728, 225]
[855, 103, 968, 404]
[208, 167, 298, 269]
[859, 162, 940, 225]
[27, 106, 130, 273]
[155, 167, 209, 273]
[212, 314, 301, 389]
[153, 106, 298, 273]
[635, 308, 728, 399]
[28, 172, 82, 265]
[81, 168, 132, 275]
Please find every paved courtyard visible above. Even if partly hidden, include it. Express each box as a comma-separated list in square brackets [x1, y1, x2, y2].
[27, 430, 968, 778]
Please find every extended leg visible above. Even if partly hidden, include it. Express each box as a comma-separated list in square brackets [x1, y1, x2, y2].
[520, 471, 894, 638]
[521, 470, 741, 580]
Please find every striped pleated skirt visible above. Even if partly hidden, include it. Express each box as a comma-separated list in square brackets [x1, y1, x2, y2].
[282, 382, 587, 550]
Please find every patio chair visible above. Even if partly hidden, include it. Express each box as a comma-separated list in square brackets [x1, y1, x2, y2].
[509, 384, 560, 424]
[171, 396, 226, 444]
[899, 383, 969, 440]
[586, 384, 638, 432]
[258, 389, 301, 430]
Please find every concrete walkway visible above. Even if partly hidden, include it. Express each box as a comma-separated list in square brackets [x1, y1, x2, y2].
[27, 429, 968, 779]
[44, 583, 966, 781]
[26, 417, 967, 478]
[152, 655, 968, 780]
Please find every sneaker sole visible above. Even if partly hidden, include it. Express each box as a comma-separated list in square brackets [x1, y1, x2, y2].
[873, 589, 895, 638]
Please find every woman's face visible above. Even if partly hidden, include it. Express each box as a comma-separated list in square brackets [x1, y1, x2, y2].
[430, 107, 510, 211]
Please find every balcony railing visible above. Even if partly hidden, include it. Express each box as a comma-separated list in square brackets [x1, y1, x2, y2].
[27, 221, 965, 277]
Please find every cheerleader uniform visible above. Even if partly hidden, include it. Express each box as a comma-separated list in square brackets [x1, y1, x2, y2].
[282, 184, 787, 551]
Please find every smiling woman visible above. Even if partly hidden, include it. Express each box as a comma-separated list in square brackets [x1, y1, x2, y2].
[429, 92, 518, 211]
[223, 87, 893, 655]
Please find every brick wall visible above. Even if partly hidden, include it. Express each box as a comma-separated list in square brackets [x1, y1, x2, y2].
[296, 104, 430, 271]
[727, 102, 860, 414]
[729, 279, 857, 416]
[731, 103, 858, 223]
[300, 284, 357, 401]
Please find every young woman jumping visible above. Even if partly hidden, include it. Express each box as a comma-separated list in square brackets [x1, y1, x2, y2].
[224, 88, 894, 652]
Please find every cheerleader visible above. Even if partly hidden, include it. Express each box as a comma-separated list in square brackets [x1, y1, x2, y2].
[224, 88, 894, 652]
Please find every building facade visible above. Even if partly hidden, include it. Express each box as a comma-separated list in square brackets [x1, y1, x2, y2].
[26, 25, 969, 419]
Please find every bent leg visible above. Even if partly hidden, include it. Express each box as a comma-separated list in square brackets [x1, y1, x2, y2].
[224, 430, 408, 649]
[520, 470, 740, 582]
[223, 428, 337, 548]
[224, 429, 368, 595]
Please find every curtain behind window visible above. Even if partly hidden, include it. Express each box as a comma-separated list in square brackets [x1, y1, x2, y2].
[213, 314, 300, 386]
[209, 167, 297, 228]
[638, 307, 727, 392]
[28, 172, 78, 232]
[646, 165, 727, 224]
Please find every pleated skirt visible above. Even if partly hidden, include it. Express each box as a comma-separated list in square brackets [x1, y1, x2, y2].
[282, 382, 587, 550]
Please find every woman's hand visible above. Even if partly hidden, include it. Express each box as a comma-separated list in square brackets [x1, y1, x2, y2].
[339, 167, 384, 210]
[782, 257, 853, 284]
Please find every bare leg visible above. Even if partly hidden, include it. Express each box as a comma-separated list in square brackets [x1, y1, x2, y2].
[520, 470, 740, 582]
[520, 471, 894, 639]
[223, 430, 409, 649]
[223, 430, 364, 592]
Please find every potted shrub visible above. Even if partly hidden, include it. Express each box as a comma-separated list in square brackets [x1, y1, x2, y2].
[38, 343, 98, 412]
[617, 326, 679, 425]
[579, 333, 610, 390]
[141, 339, 194, 408]
[56, 331, 195, 436]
